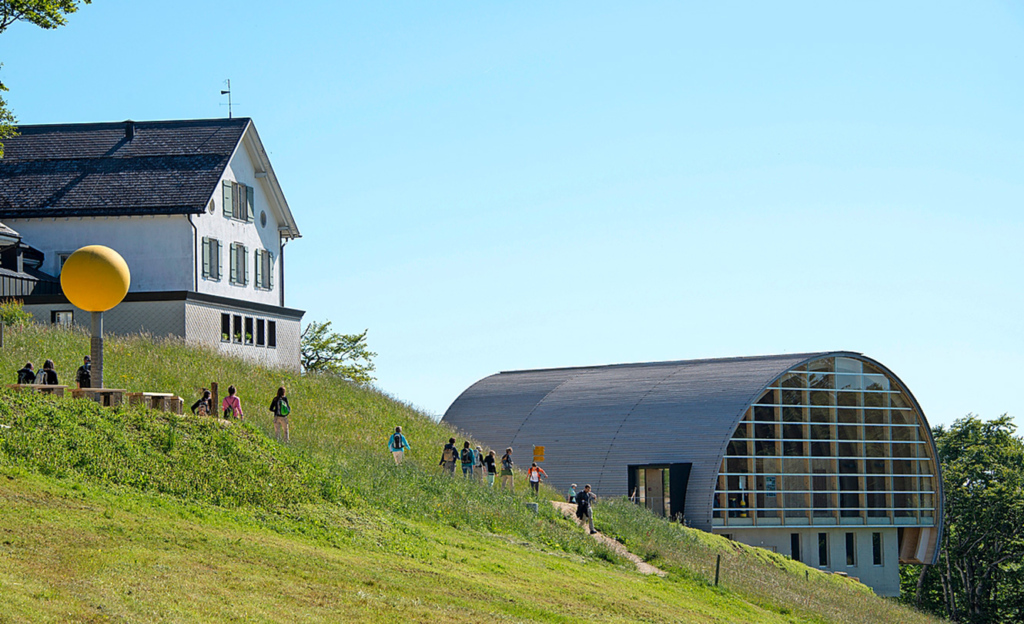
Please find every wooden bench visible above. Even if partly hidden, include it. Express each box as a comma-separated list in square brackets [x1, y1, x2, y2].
[7, 384, 68, 398]
[71, 388, 126, 407]
[127, 392, 183, 415]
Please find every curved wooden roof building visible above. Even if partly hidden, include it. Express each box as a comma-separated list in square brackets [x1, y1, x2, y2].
[443, 351, 942, 585]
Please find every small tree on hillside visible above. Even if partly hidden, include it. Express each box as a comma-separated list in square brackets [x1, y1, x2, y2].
[300, 321, 377, 385]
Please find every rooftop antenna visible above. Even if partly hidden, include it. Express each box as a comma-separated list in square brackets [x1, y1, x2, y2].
[220, 79, 233, 119]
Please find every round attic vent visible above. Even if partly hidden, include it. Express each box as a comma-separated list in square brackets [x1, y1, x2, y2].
[260, 211, 267, 227]
[208, 199, 215, 214]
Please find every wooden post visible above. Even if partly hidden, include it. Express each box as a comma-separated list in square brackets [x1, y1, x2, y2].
[211, 382, 219, 418]
[714, 554, 721, 586]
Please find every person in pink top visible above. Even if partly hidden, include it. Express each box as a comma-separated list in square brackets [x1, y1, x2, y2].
[221, 385, 244, 420]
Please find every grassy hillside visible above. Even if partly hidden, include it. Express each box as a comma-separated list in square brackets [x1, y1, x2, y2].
[0, 323, 943, 623]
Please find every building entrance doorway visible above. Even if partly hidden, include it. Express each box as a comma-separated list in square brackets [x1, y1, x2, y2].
[628, 462, 692, 521]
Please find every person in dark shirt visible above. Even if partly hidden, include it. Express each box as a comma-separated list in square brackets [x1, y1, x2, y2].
[269, 386, 291, 442]
[37, 360, 58, 385]
[75, 356, 91, 389]
[482, 450, 497, 487]
[576, 484, 597, 534]
[191, 389, 212, 416]
[16, 362, 35, 385]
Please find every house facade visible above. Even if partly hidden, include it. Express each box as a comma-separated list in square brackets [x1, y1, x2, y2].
[442, 352, 943, 596]
[0, 118, 303, 370]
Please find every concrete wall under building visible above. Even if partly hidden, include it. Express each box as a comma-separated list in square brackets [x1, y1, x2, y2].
[713, 527, 902, 597]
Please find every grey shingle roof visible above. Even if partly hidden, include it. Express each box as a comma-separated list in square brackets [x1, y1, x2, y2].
[0, 118, 250, 218]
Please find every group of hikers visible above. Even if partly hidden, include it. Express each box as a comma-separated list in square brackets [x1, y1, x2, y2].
[16, 356, 92, 388]
[190, 385, 292, 442]
[385, 428, 598, 534]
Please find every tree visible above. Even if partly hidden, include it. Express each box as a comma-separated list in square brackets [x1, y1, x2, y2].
[0, 1, 91, 156]
[300, 321, 377, 384]
[903, 415, 1024, 623]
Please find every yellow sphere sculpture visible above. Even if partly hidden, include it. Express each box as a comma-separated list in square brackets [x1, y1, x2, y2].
[60, 245, 131, 312]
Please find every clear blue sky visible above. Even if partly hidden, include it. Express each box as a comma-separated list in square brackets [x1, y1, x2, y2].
[3, 2, 1022, 426]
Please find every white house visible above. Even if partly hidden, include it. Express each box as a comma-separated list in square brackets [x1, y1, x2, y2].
[0, 118, 303, 370]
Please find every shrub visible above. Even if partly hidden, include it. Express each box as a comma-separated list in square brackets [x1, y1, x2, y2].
[0, 299, 34, 328]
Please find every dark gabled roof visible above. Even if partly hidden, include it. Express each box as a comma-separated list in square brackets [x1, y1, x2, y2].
[0, 118, 250, 218]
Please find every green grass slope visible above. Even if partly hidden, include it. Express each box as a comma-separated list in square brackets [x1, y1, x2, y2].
[0, 324, 943, 623]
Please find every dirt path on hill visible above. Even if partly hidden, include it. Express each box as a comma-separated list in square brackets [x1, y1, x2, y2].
[551, 501, 666, 577]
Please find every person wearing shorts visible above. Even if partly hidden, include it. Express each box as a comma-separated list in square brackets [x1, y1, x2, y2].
[388, 426, 411, 464]
[500, 447, 515, 491]
[269, 386, 290, 442]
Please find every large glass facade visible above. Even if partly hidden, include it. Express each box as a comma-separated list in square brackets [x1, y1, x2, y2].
[712, 356, 938, 528]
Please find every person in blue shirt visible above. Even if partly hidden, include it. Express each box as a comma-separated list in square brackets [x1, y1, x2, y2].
[567, 483, 577, 504]
[388, 426, 411, 464]
[460, 441, 476, 477]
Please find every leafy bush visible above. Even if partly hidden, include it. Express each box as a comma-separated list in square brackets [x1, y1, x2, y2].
[0, 299, 34, 327]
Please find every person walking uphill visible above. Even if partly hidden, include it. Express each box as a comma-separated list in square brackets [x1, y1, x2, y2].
[460, 441, 476, 477]
[483, 450, 497, 487]
[576, 484, 597, 534]
[527, 462, 547, 496]
[222, 385, 244, 420]
[439, 438, 458, 475]
[269, 387, 290, 442]
[388, 426, 411, 464]
[500, 448, 515, 491]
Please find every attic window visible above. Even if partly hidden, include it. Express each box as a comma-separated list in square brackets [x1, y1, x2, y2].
[222, 181, 254, 223]
[208, 199, 215, 214]
[260, 211, 267, 227]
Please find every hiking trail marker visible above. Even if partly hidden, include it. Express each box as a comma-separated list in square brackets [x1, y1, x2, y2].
[59, 245, 131, 389]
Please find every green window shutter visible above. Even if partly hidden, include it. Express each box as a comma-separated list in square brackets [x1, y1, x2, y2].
[233, 183, 243, 219]
[247, 185, 255, 223]
[229, 244, 238, 284]
[268, 252, 274, 289]
[255, 250, 263, 289]
[243, 245, 249, 285]
[223, 181, 233, 217]
[212, 239, 221, 280]
[202, 237, 210, 278]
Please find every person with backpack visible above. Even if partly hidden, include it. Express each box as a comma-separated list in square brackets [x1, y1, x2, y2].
[482, 450, 497, 487]
[388, 426, 411, 464]
[222, 385, 244, 420]
[460, 441, 476, 477]
[75, 355, 91, 389]
[527, 462, 547, 495]
[269, 387, 290, 442]
[37, 359, 58, 385]
[439, 438, 458, 475]
[16, 362, 35, 385]
[576, 484, 597, 534]
[191, 389, 212, 416]
[500, 447, 515, 491]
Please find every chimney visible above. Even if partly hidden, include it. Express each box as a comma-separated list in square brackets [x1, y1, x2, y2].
[124, 120, 135, 140]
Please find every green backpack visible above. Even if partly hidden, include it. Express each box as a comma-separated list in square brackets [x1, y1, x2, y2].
[279, 400, 290, 417]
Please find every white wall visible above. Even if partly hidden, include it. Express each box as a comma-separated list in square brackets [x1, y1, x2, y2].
[713, 527, 902, 596]
[192, 133, 284, 307]
[6, 216, 194, 292]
